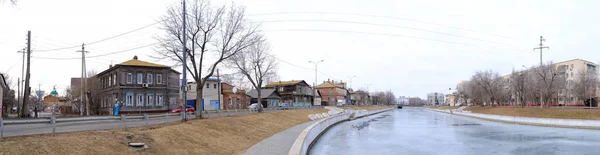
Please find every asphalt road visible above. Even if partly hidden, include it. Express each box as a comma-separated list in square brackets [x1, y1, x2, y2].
[1, 108, 297, 137]
[310, 108, 600, 155]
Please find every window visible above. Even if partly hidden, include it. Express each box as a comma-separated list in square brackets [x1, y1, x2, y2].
[206, 84, 209, 88]
[136, 94, 144, 107]
[108, 75, 112, 86]
[571, 64, 574, 69]
[214, 84, 217, 89]
[156, 74, 162, 84]
[279, 87, 284, 92]
[147, 74, 153, 84]
[127, 73, 133, 84]
[147, 94, 154, 106]
[126, 93, 133, 106]
[113, 74, 117, 86]
[137, 73, 143, 84]
[156, 94, 163, 106]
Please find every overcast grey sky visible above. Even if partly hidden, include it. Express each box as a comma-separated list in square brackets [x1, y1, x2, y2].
[1, 0, 599, 98]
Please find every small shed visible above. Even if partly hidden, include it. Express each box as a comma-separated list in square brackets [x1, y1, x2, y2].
[247, 89, 281, 108]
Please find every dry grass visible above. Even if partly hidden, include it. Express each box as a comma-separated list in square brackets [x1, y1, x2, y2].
[465, 107, 600, 120]
[341, 105, 393, 111]
[0, 109, 327, 155]
[429, 106, 460, 110]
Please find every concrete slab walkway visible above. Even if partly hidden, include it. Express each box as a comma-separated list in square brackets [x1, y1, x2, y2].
[243, 120, 318, 155]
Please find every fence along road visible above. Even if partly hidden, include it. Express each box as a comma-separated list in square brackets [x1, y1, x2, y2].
[0, 106, 322, 138]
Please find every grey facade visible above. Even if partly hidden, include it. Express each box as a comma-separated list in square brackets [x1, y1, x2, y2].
[427, 92, 445, 105]
[93, 56, 180, 115]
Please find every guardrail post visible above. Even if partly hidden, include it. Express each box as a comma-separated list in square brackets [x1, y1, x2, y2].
[165, 113, 169, 123]
[1, 117, 3, 138]
[51, 116, 56, 135]
[144, 114, 149, 126]
[121, 114, 127, 128]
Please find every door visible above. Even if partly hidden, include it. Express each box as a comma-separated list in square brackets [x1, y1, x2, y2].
[210, 100, 219, 110]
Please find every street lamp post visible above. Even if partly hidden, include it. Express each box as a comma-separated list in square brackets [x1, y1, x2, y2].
[347, 75, 356, 89]
[522, 65, 528, 106]
[309, 60, 324, 105]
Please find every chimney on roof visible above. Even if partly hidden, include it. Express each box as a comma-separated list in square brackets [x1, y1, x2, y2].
[109, 64, 113, 68]
[133, 55, 138, 60]
[328, 78, 330, 82]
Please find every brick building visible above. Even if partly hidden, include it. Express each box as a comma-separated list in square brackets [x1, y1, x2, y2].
[221, 82, 249, 110]
[316, 79, 348, 106]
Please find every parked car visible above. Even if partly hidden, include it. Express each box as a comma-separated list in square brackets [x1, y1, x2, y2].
[172, 105, 195, 113]
[248, 103, 263, 110]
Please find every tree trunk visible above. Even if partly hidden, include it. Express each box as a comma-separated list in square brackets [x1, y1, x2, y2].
[196, 84, 203, 118]
[257, 88, 263, 112]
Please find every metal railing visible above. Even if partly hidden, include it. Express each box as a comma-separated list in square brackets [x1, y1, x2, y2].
[0, 105, 324, 138]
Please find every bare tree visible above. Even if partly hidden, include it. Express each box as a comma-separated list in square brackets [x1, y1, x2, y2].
[573, 69, 598, 107]
[470, 70, 503, 106]
[456, 81, 471, 106]
[534, 62, 565, 108]
[156, 0, 259, 118]
[509, 69, 528, 107]
[384, 90, 396, 105]
[229, 37, 276, 112]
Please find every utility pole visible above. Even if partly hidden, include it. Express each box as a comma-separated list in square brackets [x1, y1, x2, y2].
[308, 60, 324, 105]
[217, 69, 221, 110]
[17, 77, 19, 115]
[22, 31, 32, 118]
[181, 0, 189, 121]
[77, 43, 89, 115]
[533, 36, 549, 109]
[17, 48, 25, 116]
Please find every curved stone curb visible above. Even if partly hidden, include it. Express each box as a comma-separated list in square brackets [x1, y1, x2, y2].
[288, 108, 394, 155]
[428, 108, 600, 130]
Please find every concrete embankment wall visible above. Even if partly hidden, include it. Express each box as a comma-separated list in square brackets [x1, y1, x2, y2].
[288, 108, 393, 155]
[429, 109, 600, 129]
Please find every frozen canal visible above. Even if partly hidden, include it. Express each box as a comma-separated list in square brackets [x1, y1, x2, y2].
[310, 108, 600, 155]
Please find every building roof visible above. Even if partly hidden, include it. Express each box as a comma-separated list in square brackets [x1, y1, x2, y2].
[264, 80, 307, 87]
[117, 56, 165, 67]
[247, 89, 280, 99]
[97, 55, 180, 75]
[554, 58, 597, 66]
[316, 81, 343, 89]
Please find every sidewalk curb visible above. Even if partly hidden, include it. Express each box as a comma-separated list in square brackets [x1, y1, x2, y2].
[428, 108, 600, 130]
[288, 108, 394, 155]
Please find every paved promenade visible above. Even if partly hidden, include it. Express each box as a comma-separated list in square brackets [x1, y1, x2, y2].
[243, 120, 318, 155]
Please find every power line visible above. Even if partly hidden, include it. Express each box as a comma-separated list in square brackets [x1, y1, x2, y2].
[264, 53, 342, 82]
[5, 55, 24, 73]
[34, 22, 162, 52]
[255, 19, 521, 47]
[250, 11, 519, 40]
[31, 42, 158, 60]
[263, 29, 523, 51]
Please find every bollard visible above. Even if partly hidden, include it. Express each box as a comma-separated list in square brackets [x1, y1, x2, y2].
[0, 117, 3, 138]
[166, 113, 169, 123]
[144, 114, 149, 126]
[51, 116, 56, 135]
[121, 114, 127, 128]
